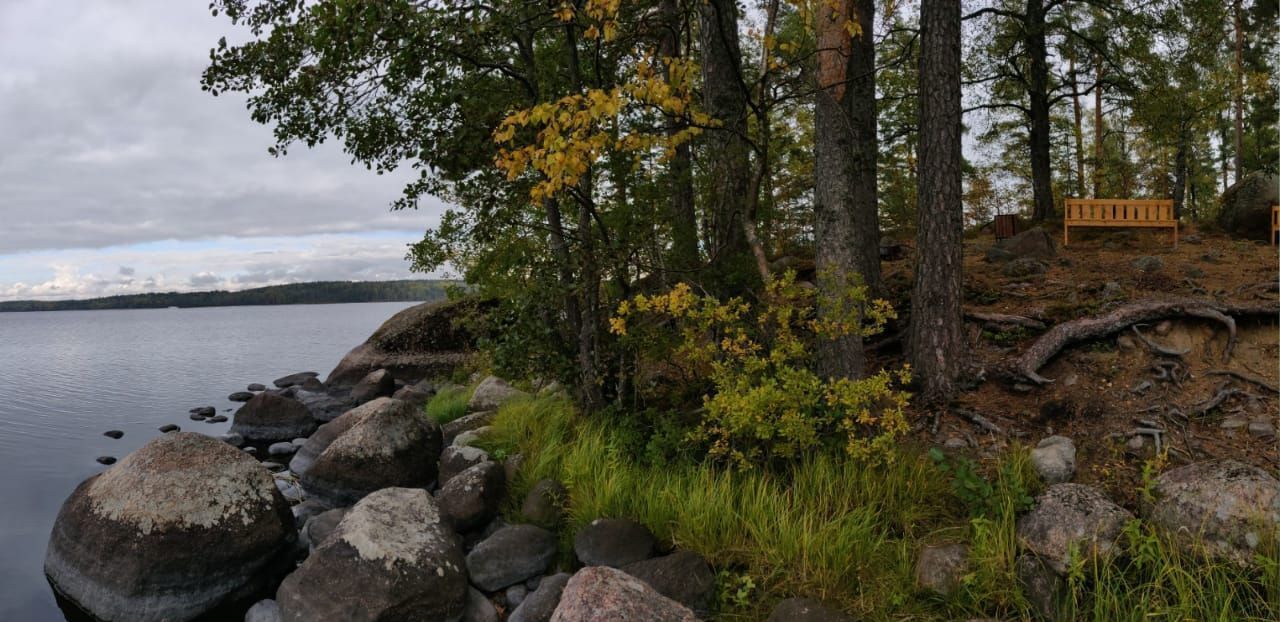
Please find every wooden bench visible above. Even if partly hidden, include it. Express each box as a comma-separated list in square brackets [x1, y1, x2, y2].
[1271, 204, 1278, 246]
[1063, 198, 1178, 247]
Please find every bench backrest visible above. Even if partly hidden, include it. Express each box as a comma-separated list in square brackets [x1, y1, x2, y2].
[1064, 199, 1175, 223]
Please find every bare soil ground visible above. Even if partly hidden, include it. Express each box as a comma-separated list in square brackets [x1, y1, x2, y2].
[883, 225, 1279, 508]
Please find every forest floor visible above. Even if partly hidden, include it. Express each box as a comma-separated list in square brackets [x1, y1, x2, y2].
[880, 225, 1279, 510]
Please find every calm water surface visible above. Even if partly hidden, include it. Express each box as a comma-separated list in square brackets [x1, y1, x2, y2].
[0, 302, 417, 621]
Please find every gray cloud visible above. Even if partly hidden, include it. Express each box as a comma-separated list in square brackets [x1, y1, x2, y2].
[188, 272, 221, 287]
[0, 0, 448, 256]
[118, 266, 135, 276]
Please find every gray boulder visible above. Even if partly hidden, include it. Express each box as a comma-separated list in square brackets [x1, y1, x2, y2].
[443, 410, 497, 445]
[230, 392, 317, 443]
[986, 227, 1057, 263]
[325, 299, 483, 387]
[245, 599, 281, 622]
[549, 566, 698, 622]
[1217, 171, 1280, 239]
[1016, 553, 1063, 621]
[392, 382, 436, 408]
[1030, 436, 1076, 484]
[267, 442, 296, 457]
[44, 432, 296, 622]
[276, 488, 467, 621]
[1002, 257, 1048, 278]
[292, 389, 348, 423]
[766, 598, 852, 622]
[440, 445, 491, 486]
[466, 524, 558, 591]
[1016, 483, 1133, 575]
[229, 391, 255, 402]
[247, 383, 268, 392]
[510, 573, 571, 622]
[438, 461, 506, 532]
[468, 376, 529, 412]
[350, 369, 396, 404]
[301, 507, 350, 552]
[463, 588, 499, 622]
[1144, 460, 1280, 565]
[915, 543, 970, 597]
[521, 479, 568, 528]
[296, 398, 443, 507]
[272, 371, 318, 388]
[574, 518, 656, 568]
[621, 550, 715, 616]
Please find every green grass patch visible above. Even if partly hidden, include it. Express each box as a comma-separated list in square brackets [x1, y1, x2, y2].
[423, 384, 472, 424]
[478, 394, 1279, 621]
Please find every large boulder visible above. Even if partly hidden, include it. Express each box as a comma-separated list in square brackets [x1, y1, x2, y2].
[509, 572, 571, 622]
[986, 227, 1057, 263]
[1217, 171, 1280, 239]
[1143, 460, 1280, 565]
[44, 432, 296, 622]
[914, 543, 970, 597]
[295, 398, 443, 507]
[350, 369, 396, 404]
[621, 551, 715, 616]
[292, 389, 349, 423]
[277, 488, 467, 621]
[230, 392, 317, 443]
[466, 524, 558, 591]
[438, 460, 506, 531]
[325, 298, 486, 387]
[1016, 483, 1133, 575]
[574, 518, 656, 567]
[521, 479, 568, 528]
[550, 566, 698, 622]
[273, 371, 319, 388]
[1030, 436, 1076, 485]
[440, 445, 492, 486]
[443, 410, 497, 445]
[468, 376, 529, 412]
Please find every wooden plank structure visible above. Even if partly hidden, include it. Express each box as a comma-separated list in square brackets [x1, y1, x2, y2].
[1063, 198, 1178, 247]
[994, 214, 1018, 239]
[1271, 204, 1279, 246]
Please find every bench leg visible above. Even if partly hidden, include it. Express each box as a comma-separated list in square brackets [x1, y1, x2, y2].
[1063, 223, 1069, 247]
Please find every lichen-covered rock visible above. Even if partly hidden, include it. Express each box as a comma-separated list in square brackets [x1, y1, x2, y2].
[230, 392, 317, 443]
[509, 573, 571, 622]
[766, 598, 852, 622]
[438, 460, 506, 532]
[276, 488, 467, 621]
[350, 368, 396, 404]
[325, 298, 485, 387]
[550, 566, 698, 622]
[1144, 460, 1280, 565]
[440, 445, 491, 486]
[574, 518, 655, 567]
[1016, 483, 1133, 575]
[44, 432, 296, 622]
[468, 376, 529, 412]
[914, 543, 970, 597]
[466, 524, 558, 591]
[296, 398, 443, 507]
[621, 551, 715, 616]
[1030, 436, 1076, 485]
[442, 410, 497, 445]
[1217, 171, 1280, 239]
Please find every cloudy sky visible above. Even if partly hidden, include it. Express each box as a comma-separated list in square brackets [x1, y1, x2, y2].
[0, 0, 452, 301]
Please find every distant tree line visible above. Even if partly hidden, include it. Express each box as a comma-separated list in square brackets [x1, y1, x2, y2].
[0, 280, 453, 313]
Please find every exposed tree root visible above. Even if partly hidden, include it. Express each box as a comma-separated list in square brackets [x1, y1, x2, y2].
[1009, 299, 1279, 384]
[963, 309, 1046, 330]
[951, 407, 1003, 434]
[1184, 307, 1236, 361]
[1206, 368, 1280, 394]
[1130, 324, 1189, 357]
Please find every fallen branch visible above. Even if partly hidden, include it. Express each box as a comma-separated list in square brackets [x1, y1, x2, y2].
[951, 407, 1003, 434]
[1188, 385, 1245, 417]
[1009, 299, 1279, 384]
[1205, 368, 1280, 394]
[964, 309, 1047, 330]
[1130, 324, 1189, 357]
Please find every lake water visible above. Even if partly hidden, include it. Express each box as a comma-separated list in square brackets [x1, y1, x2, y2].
[0, 302, 417, 621]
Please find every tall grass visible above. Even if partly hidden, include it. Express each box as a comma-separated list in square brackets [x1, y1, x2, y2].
[423, 384, 472, 424]
[478, 394, 1279, 621]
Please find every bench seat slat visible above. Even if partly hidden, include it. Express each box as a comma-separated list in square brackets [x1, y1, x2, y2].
[1063, 198, 1177, 247]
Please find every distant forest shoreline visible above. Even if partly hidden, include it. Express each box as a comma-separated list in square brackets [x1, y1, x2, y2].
[0, 279, 455, 313]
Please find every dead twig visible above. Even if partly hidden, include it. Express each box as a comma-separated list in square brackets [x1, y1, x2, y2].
[964, 309, 1047, 330]
[1130, 324, 1190, 357]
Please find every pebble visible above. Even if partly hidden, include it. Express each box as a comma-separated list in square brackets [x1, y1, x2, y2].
[260, 461, 287, 472]
[248, 383, 267, 392]
[158, 424, 180, 433]
[1247, 421, 1276, 439]
[943, 437, 968, 450]
[1219, 415, 1249, 430]
[228, 391, 254, 402]
[291, 437, 308, 449]
[189, 413, 207, 421]
[95, 456, 117, 465]
[268, 442, 296, 457]
[1011, 383, 1034, 393]
[103, 430, 123, 439]
[219, 432, 245, 447]
[188, 406, 215, 417]
[243, 446, 258, 455]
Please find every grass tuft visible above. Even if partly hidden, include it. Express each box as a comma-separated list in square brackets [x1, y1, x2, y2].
[423, 384, 472, 424]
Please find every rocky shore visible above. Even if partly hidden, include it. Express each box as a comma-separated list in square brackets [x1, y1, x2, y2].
[44, 299, 1280, 622]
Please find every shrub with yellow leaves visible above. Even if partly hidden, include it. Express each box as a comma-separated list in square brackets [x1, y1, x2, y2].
[610, 272, 910, 469]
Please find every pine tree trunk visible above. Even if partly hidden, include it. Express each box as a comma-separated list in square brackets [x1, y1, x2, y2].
[698, 0, 755, 294]
[1232, 0, 1244, 182]
[1069, 54, 1086, 198]
[1172, 129, 1188, 218]
[813, 0, 880, 379]
[909, 0, 965, 401]
[659, 0, 700, 280]
[1025, 0, 1054, 221]
[1093, 62, 1104, 197]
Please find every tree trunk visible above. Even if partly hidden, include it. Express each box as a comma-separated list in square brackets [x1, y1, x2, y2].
[698, 0, 755, 294]
[1069, 54, 1086, 198]
[909, 0, 965, 401]
[812, 0, 880, 379]
[1025, 0, 1054, 221]
[1093, 62, 1104, 198]
[1172, 129, 1188, 218]
[658, 0, 700, 280]
[1232, 0, 1244, 182]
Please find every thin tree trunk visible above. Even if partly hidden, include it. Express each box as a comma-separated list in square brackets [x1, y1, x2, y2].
[1172, 128, 1188, 218]
[698, 0, 755, 294]
[813, 0, 880, 379]
[658, 0, 700, 280]
[1069, 54, 1086, 198]
[1025, 0, 1054, 221]
[1093, 62, 1104, 198]
[910, 0, 965, 401]
[1232, 0, 1244, 182]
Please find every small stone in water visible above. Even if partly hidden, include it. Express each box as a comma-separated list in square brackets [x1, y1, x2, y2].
[96, 456, 116, 465]
[158, 424, 180, 433]
[206, 415, 228, 423]
[189, 413, 207, 421]
[103, 430, 123, 439]
[248, 383, 267, 392]
[243, 446, 258, 455]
